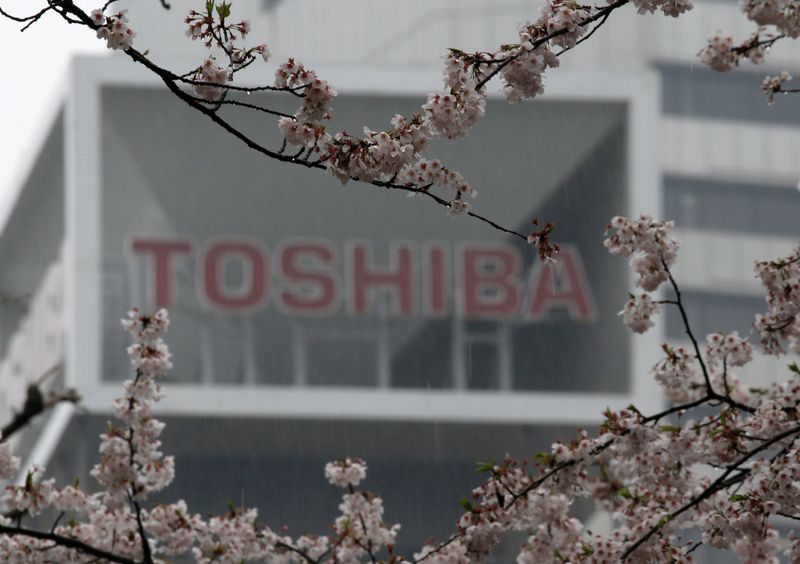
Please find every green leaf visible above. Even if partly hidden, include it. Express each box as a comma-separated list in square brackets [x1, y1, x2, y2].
[460, 498, 473, 512]
[206, 1, 215, 14]
[617, 487, 633, 499]
[729, 494, 748, 502]
[659, 424, 680, 433]
[581, 544, 595, 556]
[216, 1, 232, 19]
[789, 362, 800, 376]
[475, 460, 496, 473]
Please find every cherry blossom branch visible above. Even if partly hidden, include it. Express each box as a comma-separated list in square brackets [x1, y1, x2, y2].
[0, 524, 137, 564]
[0, 2, 58, 31]
[558, 10, 613, 56]
[662, 256, 715, 394]
[473, 0, 630, 90]
[621, 422, 800, 560]
[46, 1, 537, 243]
[639, 394, 715, 424]
[412, 534, 460, 563]
[274, 541, 319, 563]
[0, 0, 649, 251]
[121, 44, 532, 241]
[132, 496, 154, 564]
[731, 32, 785, 55]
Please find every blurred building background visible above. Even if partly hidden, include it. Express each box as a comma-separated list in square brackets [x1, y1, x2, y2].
[0, 0, 797, 560]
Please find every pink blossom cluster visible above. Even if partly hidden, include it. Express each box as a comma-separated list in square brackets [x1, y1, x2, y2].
[324, 458, 368, 488]
[271, 55, 480, 215]
[742, 0, 800, 38]
[79, 0, 697, 223]
[193, 57, 233, 102]
[698, 0, 798, 85]
[603, 215, 679, 332]
[706, 331, 754, 369]
[397, 158, 475, 196]
[185, 3, 252, 47]
[535, 0, 591, 49]
[423, 80, 486, 140]
[261, 0, 697, 216]
[3, 227, 800, 561]
[499, 40, 560, 102]
[604, 215, 680, 292]
[94, 309, 175, 507]
[631, 0, 693, 17]
[278, 118, 330, 150]
[754, 246, 800, 354]
[183, 2, 272, 102]
[3, 466, 55, 516]
[698, 34, 738, 71]
[0, 310, 177, 562]
[762, 71, 792, 104]
[275, 59, 337, 123]
[651, 344, 702, 403]
[184, 1, 269, 69]
[90, 9, 136, 51]
[322, 116, 426, 184]
[698, 30, 771, 72]
[413, 539, 470, 562]
[0, 435, 18, 481]
[333, 491, 400, 562]
[527, 218, 560, 263]
[0, 311, 405, 562]
[619, 293, 661, 334]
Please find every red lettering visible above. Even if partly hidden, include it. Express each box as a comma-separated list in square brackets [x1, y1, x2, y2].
[461, 246, 520, 318]
[203, 241, 267, 310]
[527, 246, 596, 321]
[423, 244, 448, 316]
[349, 243, 414, 315]
[278, 242, 338, 314]
[131, 239, 192, 308]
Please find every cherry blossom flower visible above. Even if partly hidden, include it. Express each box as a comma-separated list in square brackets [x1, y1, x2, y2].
[619, 293, 661, 333]
[325, 458, 368, 488]
[93, 9, 136, 51]
[762, 71, 792, 104]
[193, 57, 232, 102]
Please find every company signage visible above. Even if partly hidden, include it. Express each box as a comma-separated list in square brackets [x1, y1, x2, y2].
[130, 238, 595, 321]
[96, 86, 632, 395]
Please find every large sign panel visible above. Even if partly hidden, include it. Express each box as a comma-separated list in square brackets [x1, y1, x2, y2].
[96, 85, 631, 402]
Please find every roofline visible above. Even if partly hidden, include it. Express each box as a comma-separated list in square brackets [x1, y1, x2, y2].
[0, 64, 69, 237]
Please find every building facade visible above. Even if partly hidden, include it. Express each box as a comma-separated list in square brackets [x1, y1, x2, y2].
[0, 1, 797, 559]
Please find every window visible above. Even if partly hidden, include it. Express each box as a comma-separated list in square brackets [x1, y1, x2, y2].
[665, 175, 800, 237]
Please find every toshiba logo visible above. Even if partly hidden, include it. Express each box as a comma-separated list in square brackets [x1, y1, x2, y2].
[130, 238, 596, 321]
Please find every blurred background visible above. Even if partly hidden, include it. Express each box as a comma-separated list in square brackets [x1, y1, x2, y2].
[0, 0, 798, 561]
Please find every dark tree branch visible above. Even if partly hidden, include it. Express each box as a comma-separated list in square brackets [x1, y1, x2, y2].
[474, 0, 630, 90]
[0, 365, 78, 442]
[30, 0, 618, 245]
[0, 524, 137, 564]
